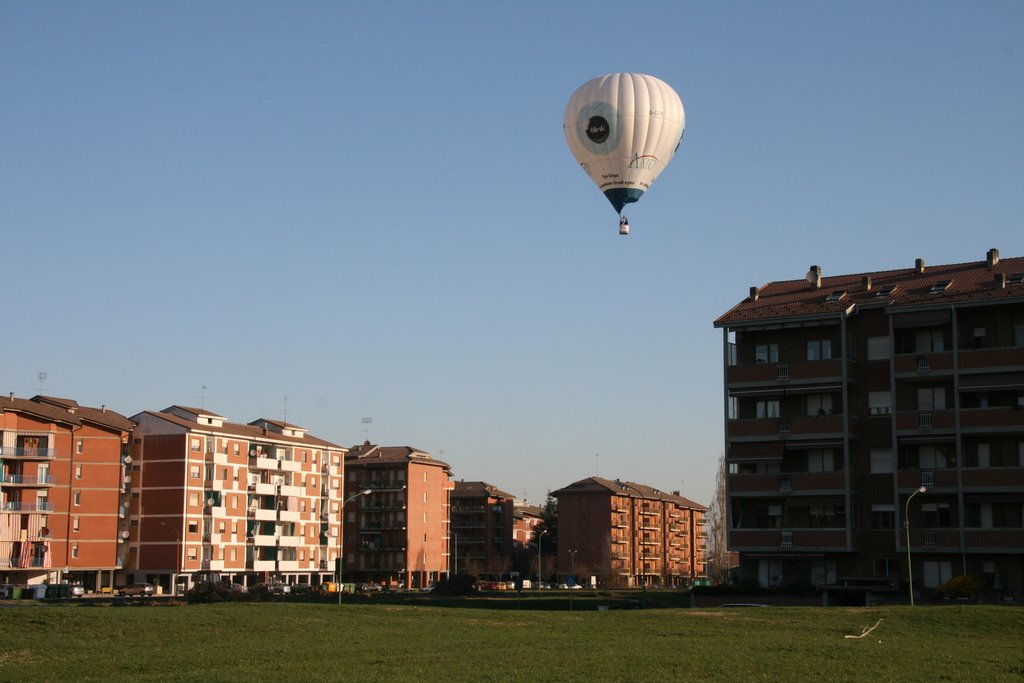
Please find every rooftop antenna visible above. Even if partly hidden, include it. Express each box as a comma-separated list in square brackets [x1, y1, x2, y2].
[282, 395, 290, 426]
[595, 453, 599, 477]
[361, 417, 373, 440]
[197, 385, 208, 410]
[37, 372, 47, 393]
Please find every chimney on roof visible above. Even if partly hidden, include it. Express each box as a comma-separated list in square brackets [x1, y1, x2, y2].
[806, 265, 822, 289]
[915, 258, 925, 273]
[994, 273, 1007, 289]
[7, 392, 12, 400]
[987, 248, 1000, 267]
[862, 276, 872, 291]
[748, 286, 759, 301]
[101, 405, 106, 413]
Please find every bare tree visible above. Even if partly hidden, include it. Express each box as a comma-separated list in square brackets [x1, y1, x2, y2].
[704, 452, 732, 584]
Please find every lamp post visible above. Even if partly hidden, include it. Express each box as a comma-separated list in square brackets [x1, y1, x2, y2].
[904, 485, 927, 607]
[159, 521, 181, 596]
[538, 529, 548, 588]
[567, 549, 578, 611]
[338, 489, 373, 605]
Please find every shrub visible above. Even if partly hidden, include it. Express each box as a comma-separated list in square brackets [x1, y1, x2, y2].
[937, 575, 982, 599]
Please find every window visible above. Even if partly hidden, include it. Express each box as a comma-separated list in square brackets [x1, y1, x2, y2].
[756, 399, 780, 419]
[871, 505, 895, 529]
[930, 280, 951, 293]
[921, 502, 953, 528]
[807, 339, 832, 361]
[917, 387, 946, 411]
[806, 394, 833, 416]
[976, 443, 990, 468]
[728, 396, 738, 420]
[73, 491, 81, 506]
[75, 464, 83, 480]
[914, 330, 944, 352]
[1015, 325, 1024, 347]
[189, 465, 200, 479]
[73, 516, 80, 532]
[919, 445, 948, 469]
[71, 544, 79, 559]
[188, 521, 199, 534]
[755, 343, 779, 364]
[76, 439, 84, 454]
[190, 438, 201, 452]
[866, 336, 891, 360]
[868, 391, 892, 415]
[188, 547, 198, 561]
[825, 290, 847, 302]
[188, 492, 199, 506]
[870, 449, 895, 473]
[922, 560, 953, 588]
[807, 449, 834, 472]
[972, 327, 988, 349]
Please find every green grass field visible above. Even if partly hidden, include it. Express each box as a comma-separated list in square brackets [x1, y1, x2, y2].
[1, 600, 1021, 681]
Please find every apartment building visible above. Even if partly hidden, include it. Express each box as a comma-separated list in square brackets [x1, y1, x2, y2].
[715, 250, 1024, 599]
[450, 480, 515, 577]
[552, 477, 707, 588]
[1, 395, 133, 592]
[128, 406, 347, 592]
[512, 502, 544, 551]
[343, 442, 454, 589]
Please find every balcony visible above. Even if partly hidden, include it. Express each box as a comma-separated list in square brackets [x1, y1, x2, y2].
[729, 472, 846, 495]
[895, 410, 954, 434]
[958, 346, 1024, 371]
[897, 470, 957, 489]
[962, 468, 1024, 489]
[729, 414, 849, 440]
[726, 358, 845, 389]
[253, 456, 281, 471]
[894, 351, 953, 376]
[729, 528, 848, 551]
[1, 501, 55, 512]
[959, 407, 1024, 433]
[904, 529, 959, 550]
[0, 447, 56, 459]
[963, 529, 1024, 550]
[0, 475, 56, 486]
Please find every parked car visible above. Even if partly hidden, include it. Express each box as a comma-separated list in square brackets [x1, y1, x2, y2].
[229, 583, 248, 594]
[69, 583, 85, 598]
[120, 583, 154, 597]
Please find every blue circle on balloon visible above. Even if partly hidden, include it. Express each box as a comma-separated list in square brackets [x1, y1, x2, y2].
[575, 100, 620, 155]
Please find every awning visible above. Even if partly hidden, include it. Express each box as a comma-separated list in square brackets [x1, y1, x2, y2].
[959, 372, 1024, 391]
[892, 310, 950, 329]
[728, 442, 784, 460]
[784, 441, 844, 450]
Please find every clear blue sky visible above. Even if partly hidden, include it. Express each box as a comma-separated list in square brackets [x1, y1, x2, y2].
[3, 1, 1022, 508]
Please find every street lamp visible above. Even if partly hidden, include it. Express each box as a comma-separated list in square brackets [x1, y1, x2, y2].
[538, 529, 548, 588]
[159, 521, 181, 596]
[338, 489, 373, 605]
[567, 549, 578, 611]
[905, 485, 928, 607]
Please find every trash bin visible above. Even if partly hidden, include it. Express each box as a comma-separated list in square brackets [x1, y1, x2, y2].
[33, 585, 48, 599]
[11, 586, 23, 600]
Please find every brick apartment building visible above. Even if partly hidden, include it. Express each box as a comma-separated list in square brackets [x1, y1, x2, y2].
[715, 250, 1024, 599]
[128, 406, 348, 592]
[513, 501, 544, 551]
[1, 395, 133, 592]
[450, 480, 515, 578]
[343, 443, 454, 589]
[552, 477, 707, 588]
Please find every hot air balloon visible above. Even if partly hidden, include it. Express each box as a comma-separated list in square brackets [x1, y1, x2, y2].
[563, 73, 685, 235]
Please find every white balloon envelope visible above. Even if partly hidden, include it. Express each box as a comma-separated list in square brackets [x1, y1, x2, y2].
[563, 73, 685, 229]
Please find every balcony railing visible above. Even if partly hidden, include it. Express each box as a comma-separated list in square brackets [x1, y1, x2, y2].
[0, 447, 56, 459]
[0, 475, 56, 485]
[2, 502, 55, 512]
